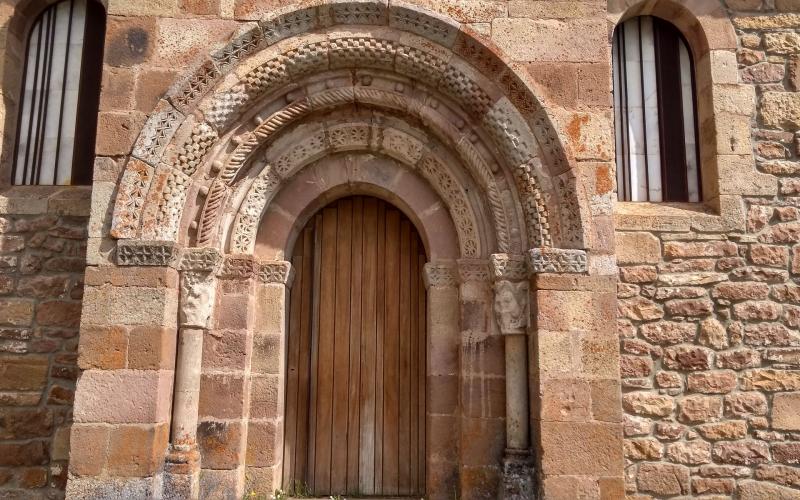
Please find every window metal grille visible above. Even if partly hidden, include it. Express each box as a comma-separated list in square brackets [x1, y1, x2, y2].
[613, 16, 701, 202]
[11, 0, 105, 186]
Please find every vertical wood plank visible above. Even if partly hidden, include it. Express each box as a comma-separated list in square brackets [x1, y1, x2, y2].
[374, 200, 386, 491]
[383, 207, 400, 495]
[418, 250, 427, 494]
[331, 200, 352, 494]
[283, 236, 303, 487]
[359, 197, 378, 495]
[295, 226, 315, 488]
[347, 197, 364, 494]
[307, 215, 323, 491]
[398, 219, 412, 494]
[409, 233, 419, 493]
[314, 207, 338, 494]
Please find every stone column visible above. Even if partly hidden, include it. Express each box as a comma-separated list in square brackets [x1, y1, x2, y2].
[163, 248, 221, 500]
[67, 241, 180, 498]
[245, 260, 293, 493]
[490, 253, 535, 499]
[422, 262, 461, 500]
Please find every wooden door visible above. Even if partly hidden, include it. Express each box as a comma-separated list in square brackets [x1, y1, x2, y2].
[283, 196, 427, 497]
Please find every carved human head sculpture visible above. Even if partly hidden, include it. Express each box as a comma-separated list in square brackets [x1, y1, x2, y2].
[493, 280, 529, 335]
[180, 272, 216, 328]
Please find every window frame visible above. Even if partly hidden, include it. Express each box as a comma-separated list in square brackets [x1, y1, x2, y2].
[9, 0, 106, 186]
[612, 14, 703, 204]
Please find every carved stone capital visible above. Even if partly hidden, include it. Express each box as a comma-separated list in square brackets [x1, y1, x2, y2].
[117, 240, 178, 267]
[180, 271, 216, 329]
[179, 247, 223, 273]
[457, 259, 491, 283]
[257, 260, 294, 286]
[528, 247, 587, 274]
[219, 254, 256, 280]
[423, 262, 458, 288]
[490, 253, 527, 282]
[493, 280, 529, 335]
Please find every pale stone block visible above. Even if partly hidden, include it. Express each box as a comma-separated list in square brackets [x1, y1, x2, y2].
[761, 92, 800, 131]
[772, 393, 800, 431]
[707, 50, 738, 85]
[711, 84, 755, 118]
[717, 155, 776, 196]
[491, 18, 606, 63]
[73, 369, 173, 423]
[88, 181, 116, 238]
[615, 232, 661, 264]
[539, 421, 624, 476]
[82, 286, 179, 327]
[107, 0, 179, 17]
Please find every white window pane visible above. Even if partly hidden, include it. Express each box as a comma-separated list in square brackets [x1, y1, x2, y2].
[679, 40, 700, 202]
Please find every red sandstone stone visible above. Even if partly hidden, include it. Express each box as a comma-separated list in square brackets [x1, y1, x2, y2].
[713, 440, 770, 465]
[663, 346, 714, 371]
[677, 395, 722, 423]
[636, 463, 689, 496]
[686, 370, 737, 394]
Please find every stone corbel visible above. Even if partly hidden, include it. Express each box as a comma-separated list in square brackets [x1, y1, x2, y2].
[256, 260, 295, 287]
[490, 254, 529, 335]
[178, 248, 223, 329]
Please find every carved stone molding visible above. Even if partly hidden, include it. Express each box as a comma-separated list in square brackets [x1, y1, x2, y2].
[257, 261, 294, 286]
[423, 262, 458, 288]
[457, 259, 491, 283]
[180, 271, 216, 329]
[493, 280, 529, 335]
[490, 254, 527, 282]
[109, 21, 584, 250]
[117, 240, 178, 267]
[179, 247, 223, 273]
[528, 247, 588, 274]
[219, 255, 256, 279]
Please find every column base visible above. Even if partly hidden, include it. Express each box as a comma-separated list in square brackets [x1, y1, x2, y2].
[500, 450, 536, 500]
[163, 444, 201, 500]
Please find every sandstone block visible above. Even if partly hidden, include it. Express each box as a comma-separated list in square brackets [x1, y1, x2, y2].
[773, 393, 800, 431]
[717, 348, 761, 369]
[713, 440, 770, 465]
[198, 374, 245, 419]
[663, 241, 737, 258]
[740, 369, 800, 392]
[655, 371, 682, 389]
[740, 479, 800, 500]
[615, 232, 660, 264]
[664, 298, 713, 317]
[733, 300, 782, 321]
[618, 296, 663, 321]
[712, 281, 770, 301]
[725, 392, 768, 417]
[622, 392, 673, 417]
[773, 442, 800, 465]
[692, 477, 734, 495]
[246, 420, 280, 467]
[0, 299, 34, 326]
[764, 32, 800, 54]
[82, 286, 178, 327]
[663, 346, 714, 371]
[619, 265, 657, 283]
[640, 322, 695, 345]
[198, 420, 244, 469]
[666, 440, 711, 465]
[755, 464, 800, 487]
[636, 462, 689, 496]
[68, 424, 109, 476]
[0, 355, 48, 391]
[677, 395, 722, 423]
[77, 325, 127, 370]
[699, 318, 729, 350]
[624, 438, 663, 460]
[73, 369, 173, 423]
[107, 423, 169, 476]
[687, 370, 737, 394]
[761, 92, 800, 131]
[697, 420, 748, 441]
[491, 18, 606, 63]
[539, 421, 623, 476]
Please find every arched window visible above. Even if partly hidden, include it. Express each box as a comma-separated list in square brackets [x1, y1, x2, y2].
[11, 0, 105, 186]
[613, 16, 701, 202]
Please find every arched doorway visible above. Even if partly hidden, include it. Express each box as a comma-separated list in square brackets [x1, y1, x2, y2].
[282, 196, 427, 497]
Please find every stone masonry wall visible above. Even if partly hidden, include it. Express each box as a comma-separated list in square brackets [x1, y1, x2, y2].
[617, 3, 800, 499]
[0, 187, 89, 499]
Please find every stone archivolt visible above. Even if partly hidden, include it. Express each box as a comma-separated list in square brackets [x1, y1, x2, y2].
[109, 4, 589, 255]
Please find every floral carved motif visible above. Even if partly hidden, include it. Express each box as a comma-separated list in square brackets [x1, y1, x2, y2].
[117, 240, 178, 267]
[528, 248, 587, 274]
[423, 262, 458, 288]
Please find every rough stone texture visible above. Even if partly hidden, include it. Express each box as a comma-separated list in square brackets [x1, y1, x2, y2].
[617, 2, 800, 496]
[0, 188, 89, 498]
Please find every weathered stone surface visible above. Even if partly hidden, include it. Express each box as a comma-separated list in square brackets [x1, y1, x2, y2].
[713, 440, 771, 465]
[761, 92, 800, 131]
[623, 392, 674, 417]
[697, 420, 748, 441]
[666, 440, 712, 465]
[686, 370, 737, 394]
[636, 463, 689, 496]
[640, 322, 696, 345]
[773, 393, 800, 431]
[663, 346, 714, 371]
[677, 395, 722, 423]
[740, 369, 800, 391]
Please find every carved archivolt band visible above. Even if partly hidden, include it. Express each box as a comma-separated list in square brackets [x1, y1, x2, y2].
[108, 10, 587, 253]
[227, 119, 485, 258]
